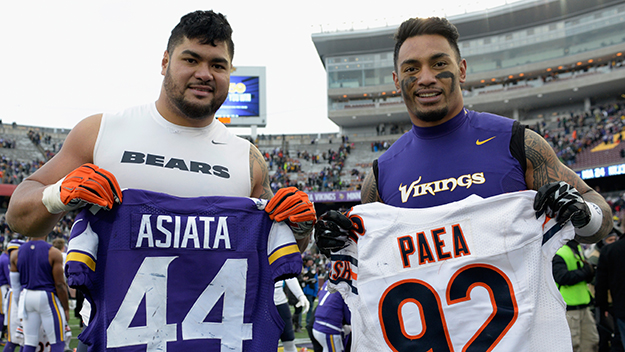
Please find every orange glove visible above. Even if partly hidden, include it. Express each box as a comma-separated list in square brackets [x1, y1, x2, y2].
[265, 187, 316, 236]
[42, 163, 122, 214]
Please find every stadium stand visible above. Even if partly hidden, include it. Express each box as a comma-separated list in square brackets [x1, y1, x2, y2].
[311, 0, 625, 136]
[0, 99, 623, 199]
[255, 99, 625, 198]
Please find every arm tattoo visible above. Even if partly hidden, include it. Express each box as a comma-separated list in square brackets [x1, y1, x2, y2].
[525, 129, 612, 243]
[525, 129, 590, 193]
[361, 170, 380, 204]
[524, 131, 550, 189]
[249, 146, 273, 200]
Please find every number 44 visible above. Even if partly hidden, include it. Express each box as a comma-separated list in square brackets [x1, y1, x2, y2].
[107, 257, 252, 352]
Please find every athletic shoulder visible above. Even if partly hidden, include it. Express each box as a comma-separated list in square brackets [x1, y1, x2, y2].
[249, 142, 271, 199]
[63, 112, 103, 149]
[49, 245, 63, 262]
[25, 113, 102, 186]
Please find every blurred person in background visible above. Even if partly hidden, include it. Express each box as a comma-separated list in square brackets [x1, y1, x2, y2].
[553, 239, 600, 352]
[596, 223, 625, 351]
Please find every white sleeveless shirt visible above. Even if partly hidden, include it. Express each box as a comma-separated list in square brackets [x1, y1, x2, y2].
[93, 103, 251, 197]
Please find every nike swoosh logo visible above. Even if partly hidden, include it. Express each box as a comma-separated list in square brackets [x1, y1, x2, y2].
[211, 140, 227, 145]
[476, 136, 496, 145]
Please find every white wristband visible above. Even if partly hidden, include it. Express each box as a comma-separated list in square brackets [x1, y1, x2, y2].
[574, 202, 603, 237]
[42, 177, 76, 214]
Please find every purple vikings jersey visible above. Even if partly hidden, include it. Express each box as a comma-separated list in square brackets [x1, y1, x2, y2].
[0, 252, 10, 286]
[377, 108, 526, 208]
[65, 189, 302, 352]
[313, 282, 351, 335]
[17, 240, 56, 292]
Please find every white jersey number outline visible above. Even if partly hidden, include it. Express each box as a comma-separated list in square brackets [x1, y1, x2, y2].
[107, 257, 250, 352]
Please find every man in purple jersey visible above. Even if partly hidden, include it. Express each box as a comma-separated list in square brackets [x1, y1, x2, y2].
[312, 282, 351, 352]
[313, 15, 613, 352]
[0, 244, 10, 342]
[315, 16, 612, 253]
[4, 239, 25, 352]
[12, 236, 69, 352]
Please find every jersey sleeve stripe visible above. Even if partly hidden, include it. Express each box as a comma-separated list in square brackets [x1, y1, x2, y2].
[6, 243, 20, 251]
[66, 251, 96, 271]
[67, 220, 99, 260]
[49, 292, 65, 342]
[268, 244, 299, 265]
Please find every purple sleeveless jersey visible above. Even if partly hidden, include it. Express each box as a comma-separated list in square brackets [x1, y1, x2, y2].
[0, 252, 10, 287]
[17, 240, 55, 292]
[65, 189, 302, 352]
[377, 108, 527, 208]
[313, 282, 351, 335]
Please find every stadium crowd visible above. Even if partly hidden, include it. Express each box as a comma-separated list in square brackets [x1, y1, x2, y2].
[263, 140, 356, 193]
[0, 157, 43, 185]
[0, 103, 624, 236]
[13, 99, 620, 198]
[1, 99, 625, 235]
[0, 137, 17, 149]
[537, 101, 625, 167]
[28, 129, 63, 160]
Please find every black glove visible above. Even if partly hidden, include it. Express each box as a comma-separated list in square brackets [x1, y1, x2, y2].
[533, 181, 591, 228]
[314, 210, 353, 257]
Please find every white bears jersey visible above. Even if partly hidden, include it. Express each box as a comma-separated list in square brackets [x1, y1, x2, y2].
[94, 103, 252, 197]
[328, 191, 575, 352]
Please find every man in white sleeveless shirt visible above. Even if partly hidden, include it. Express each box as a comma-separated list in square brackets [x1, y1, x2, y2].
[5, 10, 315, 351]
[5, 10, 315, 247]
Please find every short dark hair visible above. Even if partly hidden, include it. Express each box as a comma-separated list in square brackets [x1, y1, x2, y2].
[393, 17, 461, 72]
[167, 10, 234, 61]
